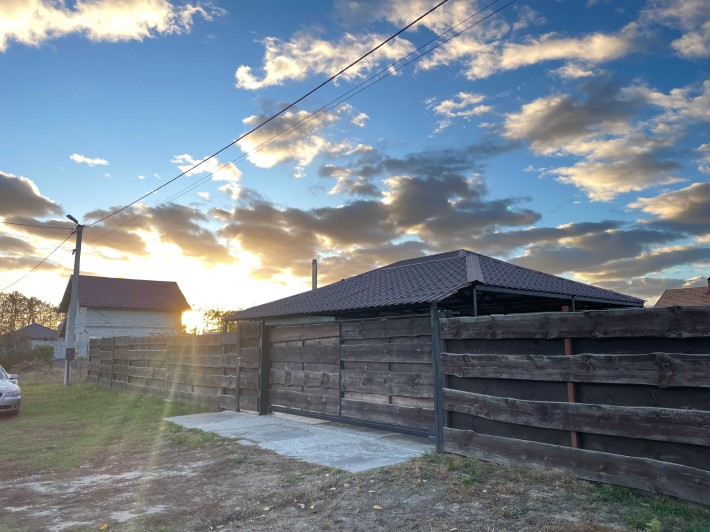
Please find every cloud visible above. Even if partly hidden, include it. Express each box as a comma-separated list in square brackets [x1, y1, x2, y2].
[83, 203, 231, 262]
[642, 0, 710, 58]
[70, 153, 109, 167]
[510, 227, 681, 275]
[0, 170, 62, 217]
[426, 92, 492, 132]
[502, 81, 693, 200]
[235, 32, 414, 90]
[0, 0, 223, 52]
[236, 106, 359, 177]
[698, 144, 710, 174]
[0, 234, 35, 255]
[171, 154, 242, 199]
[218, 143, 538, 282]
[629, 182, 710, 236]
[351, 112, 369, 128]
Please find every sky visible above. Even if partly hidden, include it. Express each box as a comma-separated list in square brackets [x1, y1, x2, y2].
[0, 0, 708, 321]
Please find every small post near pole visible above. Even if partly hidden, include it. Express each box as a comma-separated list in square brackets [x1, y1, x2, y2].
[64, 216, 84, 386]
[235, 357, 241, 412]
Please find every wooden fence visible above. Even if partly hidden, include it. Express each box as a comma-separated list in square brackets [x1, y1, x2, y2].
[87, 306, 710, 505]
[87, 321, 262, 411]
[438, 306, 710, 506]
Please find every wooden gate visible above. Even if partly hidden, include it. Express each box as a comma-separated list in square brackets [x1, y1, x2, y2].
[265, 316, 436, 435]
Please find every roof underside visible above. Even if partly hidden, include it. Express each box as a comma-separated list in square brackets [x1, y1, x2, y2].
[228, 250, 643, 321]
[59, 275, 191, 312]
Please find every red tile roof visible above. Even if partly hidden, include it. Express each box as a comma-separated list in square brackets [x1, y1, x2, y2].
[59, 275, 191, 312]
[655, 285, 710, 308]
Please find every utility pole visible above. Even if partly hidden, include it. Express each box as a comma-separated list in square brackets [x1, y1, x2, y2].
[64, 215, 83, 386]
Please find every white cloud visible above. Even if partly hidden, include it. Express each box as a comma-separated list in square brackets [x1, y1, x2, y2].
[70, 153, 109, 166]
[172, 154, 243, 199]
[235, 32, 414, 90]
[0, 0, 223, 52]
[642, 0, 710, 58]
[426, 92, 492, 132]
[697, 144, 710, 174]
[351, 112, 369, 128]
[236, 107, 356, 177]
[551, 64, 595, 79]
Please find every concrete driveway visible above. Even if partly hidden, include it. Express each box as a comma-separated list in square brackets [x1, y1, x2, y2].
[166, 411, 434, 473]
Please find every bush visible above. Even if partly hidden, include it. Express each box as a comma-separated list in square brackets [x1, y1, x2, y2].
[0, 344, 55, 368]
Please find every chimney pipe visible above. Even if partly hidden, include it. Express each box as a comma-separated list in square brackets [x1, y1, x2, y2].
[312, 259, 318, 290]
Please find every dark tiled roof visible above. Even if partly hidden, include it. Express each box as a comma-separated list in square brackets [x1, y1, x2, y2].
[228, 249, 643, 320]
[59, 275, 191, 312]
[655, 285, 710, 307]
[13, 322, 58, 340]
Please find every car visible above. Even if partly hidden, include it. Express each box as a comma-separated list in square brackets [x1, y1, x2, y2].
[0, 365, 21, 416]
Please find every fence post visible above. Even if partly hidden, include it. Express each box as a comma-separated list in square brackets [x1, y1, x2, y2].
[431, 303, 444, 453]
[258, 320, 270, 415]
[562, 305, 579, 449]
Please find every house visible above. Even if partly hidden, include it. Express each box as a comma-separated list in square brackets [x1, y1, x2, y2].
[13, 321, 57, 341]
[655, 277, 710, 308]
[58, 275, 191, 356]
[226, 249, 643, 325]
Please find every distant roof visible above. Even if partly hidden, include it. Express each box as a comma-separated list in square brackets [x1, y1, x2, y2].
[227, 249, 643, 321]
[59, 275, 191, 313]
[13, 322, 57, 340]
[655, 284, 710, 308]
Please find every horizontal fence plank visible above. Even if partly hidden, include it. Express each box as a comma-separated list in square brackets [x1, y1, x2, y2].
[340, 398, 434, 431]
[441, 307, 710, 340]
[340, 317, 431, 340]
[268, 323, 340, 344]
[444, 389, 710, 447]
[444, 427, 710, 506]
[114, 349, 167, 362]
[269, 345, 339, 363]
[341, 343, 432, 363]
[219, 394, 258, 412]
[220, 374, 258, 390]
[111, 365, 167, 380]
[341, 370, 434, 398]
[270, 369, 339, 389]
[269, 389, 339, 415]
[167, 355, 224, 368]
[442, 352, 710, 388]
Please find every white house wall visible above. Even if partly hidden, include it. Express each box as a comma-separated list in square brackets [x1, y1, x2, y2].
[72, 307, 182, 356]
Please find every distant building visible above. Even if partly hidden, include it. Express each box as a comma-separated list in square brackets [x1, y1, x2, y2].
[13, 321, 57, 341]
[58, 275, 191, 356]
[655, 277, 710, 308]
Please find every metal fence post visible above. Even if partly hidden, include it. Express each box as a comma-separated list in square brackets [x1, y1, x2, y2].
[431, 303, 444, 453]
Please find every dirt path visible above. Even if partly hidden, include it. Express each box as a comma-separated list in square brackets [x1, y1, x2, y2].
[1, 430, 645, 532]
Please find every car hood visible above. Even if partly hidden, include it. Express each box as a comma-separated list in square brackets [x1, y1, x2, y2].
[0, 380, 20, 393]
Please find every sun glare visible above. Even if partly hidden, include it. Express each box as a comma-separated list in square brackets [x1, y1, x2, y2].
[181, 310, 206, 334]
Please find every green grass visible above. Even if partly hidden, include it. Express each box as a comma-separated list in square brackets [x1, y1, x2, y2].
[0, 378, 209, 472]
[594, 484, 710, 531]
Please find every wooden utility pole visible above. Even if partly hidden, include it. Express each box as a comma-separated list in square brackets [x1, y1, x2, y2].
[64, 216, 83, 386]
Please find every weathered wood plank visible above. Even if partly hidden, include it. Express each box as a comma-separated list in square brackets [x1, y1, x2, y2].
[220, 374, 258, 390]
[444, 389, 710, 446]
[341, 343, 432, 363]
[268, 322, 340, 343]
[444, 427, 710, 506]
[219, 394, 258, 412]
[115, 349, 167, 362]
[167, 355, 224, 368]
[341, 370, 434, 398]
[270, 369, 339, 389]
[111, 365, 167, 380]
[269, 345, 340, 363]
[441, 307, 710, 340]
[340, 317, 431, 340]
[442, 352, 710, 388]
[269, 389, 340, 415]
[340, 398, 434, 431]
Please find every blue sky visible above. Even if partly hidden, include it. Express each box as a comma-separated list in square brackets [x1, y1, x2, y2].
[0, 0, 708, 316]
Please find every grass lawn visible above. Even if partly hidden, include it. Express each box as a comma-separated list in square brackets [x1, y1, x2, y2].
[0, 367, 211, 473]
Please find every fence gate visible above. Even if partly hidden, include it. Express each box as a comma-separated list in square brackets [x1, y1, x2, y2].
[265, 316, 436, 435]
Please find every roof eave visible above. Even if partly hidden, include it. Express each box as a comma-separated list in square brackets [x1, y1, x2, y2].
[475, 284, 644, 307]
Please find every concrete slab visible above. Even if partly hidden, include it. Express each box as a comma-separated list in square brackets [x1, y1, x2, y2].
[166, 411, 435, 473]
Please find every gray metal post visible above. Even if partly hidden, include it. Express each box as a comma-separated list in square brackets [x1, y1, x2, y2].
[430, 303, 444, 453]
[64, 222, 83, 386]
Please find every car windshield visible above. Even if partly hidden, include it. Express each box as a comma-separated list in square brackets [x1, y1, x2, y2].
[0, 366, 8, 380]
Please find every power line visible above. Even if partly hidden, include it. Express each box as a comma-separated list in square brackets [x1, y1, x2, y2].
[87, 0, 516, 245]
[1, 221, 69, 230]
[0, 232, 73, 292]
[84, 0, 452, 229]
